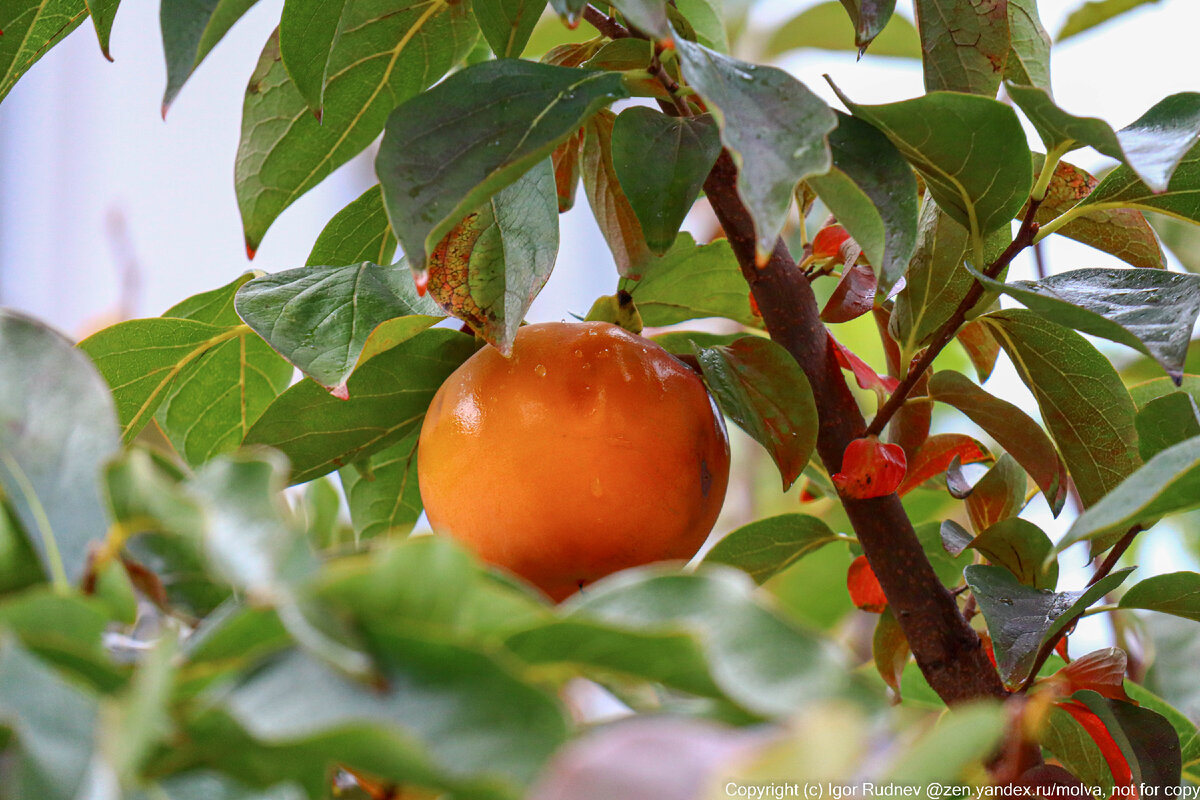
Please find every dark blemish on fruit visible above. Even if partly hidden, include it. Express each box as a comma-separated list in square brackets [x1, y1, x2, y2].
[700, 458, 712, 497]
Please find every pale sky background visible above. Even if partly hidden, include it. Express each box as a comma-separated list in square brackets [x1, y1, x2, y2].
[0, 0, 1197, 648]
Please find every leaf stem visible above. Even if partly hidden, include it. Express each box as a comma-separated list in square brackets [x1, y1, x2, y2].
[864, 199, 1043, 438]
[1079, 603, 1120, 618]
[1031, 142, 1071, 203]
[583, 5, 692, 117]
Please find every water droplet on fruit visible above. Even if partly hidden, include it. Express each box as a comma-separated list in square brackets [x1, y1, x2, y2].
[574, 349, 582, 357]
[591, 477, 603, 497]
[534, 364, 547, 377]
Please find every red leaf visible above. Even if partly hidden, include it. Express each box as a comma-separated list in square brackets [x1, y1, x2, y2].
[832, 437, 907, 499]
[1056, 637, 1071, 662]
[830, 335, 900, 397]
[821, 259, 877, 323]
[1049, 648, 1131, 703]
[896, 434, 989, 496]
[957, 319, 1001, 383]
[812, 224, 852, 260]
[1059, 701, 1135, 792]
[979, 631, 998, 668]
[848, 555, 888, 613]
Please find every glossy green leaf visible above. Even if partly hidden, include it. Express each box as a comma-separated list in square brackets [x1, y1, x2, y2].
[1120, 571, 1200, 622]
[376, 59, 628, 274]
[765, 1, 920, 59]
[1130, 375, 1200, 409]
[611, 108, 721, 254]
[965, 517, 1058, 590]
[475, 0, 545, 56]
[1, 311, 119, 585]
[835, 0, 896, 50]
[582, 108, 657, 277]
[693, 336, 818, 490]
[1124, 682, 1200, 780]
[673, 0, 727, 52]
[1060, 436, 1200, 552]
[307, 185, 397, 267]
[620, 233, 758, 327]
[567, 567, 843, 717]
[1005, 0, 1051, 91]
[161, 0, 260, 112]
[278, 0, 347, 114]
[971, 267, 1200, 382]
[701, 513, 841, 584]
[964, 564, 1134, 685]
[85, 0, 121, 60]
[912, 0, 1009, 96]
[1137, 392, 1200, 461]
[928, 370, 1068, 515]
[979, 309, 1140, 509]
[1009, 85, 1200, 193]
[1073, 690, 1182, 793]
[0, 0, 88, 105]
[423, 158, 559, 355]
[238, 7, 478, 252]
[236, 261, 444, 394]
[833, 86, 1033, 241]
[676, 39, 836, 255]
[1069, 138, 1200, 228]
[1029, 157, 1165, 271]
[245, 329, 475, 484]
[1058, 0, 1163, 42]
[0, 635, 98, 800]
[338, 430, 423, 540]
[808, 112, 918, 289]
[1041, 704, 1116, 796]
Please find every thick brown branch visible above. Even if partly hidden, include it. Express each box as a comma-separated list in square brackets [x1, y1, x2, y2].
[582, 5, 630, 40]
[703, 151, 1005, 704]
[864, 202, 1043, 438]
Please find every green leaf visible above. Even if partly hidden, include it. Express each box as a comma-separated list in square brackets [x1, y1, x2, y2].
[1005, 0, 1051, 91]
[1057, 0, 1163, 42]
[765, 2, 921, 60]
[808, 112, 919, 290]
[0, 635, 98, 800]
[693, 336, 818, 490]
[0, 591, 120, 691]
[567, 567, 844, 717]
[872, 608, 909, 697]
[676, 39, 836, 255]
[1137, 392, 1200, 462]
[835, 0, 896, 50]
[1008, 85, 1200, 193]
[0, 0, 88, 105]
[1124, 682, 1200, 779]
[85, 0, 121, 60]
[1073, 690, 1182, 793]
[979, 309, 1140, 509]
[1061, 436, 1200, 553]
[278, 0, 347, 114]
[1069, 138, 1200, 228]
[912, 0, 1009, 96]
[136, 772, 306, 800]
[161, 0, 260, 112]
[1120, 571, 1200, 622]
[376, 59, 628, 274]
[1041, 704, 1116, 796]
[971, 267, 1200, 383]
[235, 261, 444, 394]
[0, 502, 42, 596]
[582, 108, 657, 277]
[474, 0, 545, 56]
[962, 453, 1026, 532]
[963, 517, 1058, 590]
[889, 202, 1010, 355]
[245, 329, 475, 484]
[307, 185, 397, 267]
[610, 108, 721, 254]
[964, 563, 1134, 686]
[673, 0, 727, 52]
[1152, 212, 1200, 272]
[928, 370, 1068, 515]
[608, 0, 669, 39]
[546, 0, 585, 26]
[620, 233, 758, 326]
[1029, 157, 1165, 271]
[424, 158, 560, 354]
[238, 7, 478, 252]
[883, 702, 1006, 785]
[1, 311, 119, 586]
[833, 86, 1033, 242]
[701, 513, 841, 584]
[1129, 375, 1200, 410]
[338, 430, 423, 540]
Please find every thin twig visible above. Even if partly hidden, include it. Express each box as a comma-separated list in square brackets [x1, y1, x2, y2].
[582, 5, 691, 116]
[582, 5, 629, 39]
[864, 199, 1043, 438]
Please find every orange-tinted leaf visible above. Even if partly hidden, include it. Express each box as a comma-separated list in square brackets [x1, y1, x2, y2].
[896, 433, 988, 496]
[581, 109, 656, 278]
[830, 334, 900, 399]
[848, 554, 888, 613]
[1056, 637, 1071, 662]
[1059, 701, 1136, 791]
[821, 259, 877, 323]
[812, 224, 852, 260]
[957, 319, 1001, 383]
[553, 128, 585, 212]
[832, 436, 907, 499]
[873, 609, 909, 696]
[980, 631, 998, 668]
[1050, 648, 1131, 703]
[965, 454, 1027, 532]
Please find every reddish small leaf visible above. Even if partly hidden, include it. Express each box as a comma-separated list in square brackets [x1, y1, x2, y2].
[965, 454, 1027, 532]
[980, 631, 998, 668]
[1059, 701, 1136, 792]
[848, 555, 888, 613]
[830, 334, 900, 399]
[956, 319, 1001, 383]
[1056, 637, 1071, 662]
[552, 128, 586, 213]
[812, 224, 852, 260]
[896, 433, 988, 496]
[1049, 648, 1131, 703]
[832, 436, 907, 499]
[582, 109, 656, 278]
[821, 259, 877, 323]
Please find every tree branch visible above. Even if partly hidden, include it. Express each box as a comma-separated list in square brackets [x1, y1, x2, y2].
[864, 201, 1043, 438]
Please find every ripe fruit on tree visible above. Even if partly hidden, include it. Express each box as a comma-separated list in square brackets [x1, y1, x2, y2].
[417, 321, 731, 601]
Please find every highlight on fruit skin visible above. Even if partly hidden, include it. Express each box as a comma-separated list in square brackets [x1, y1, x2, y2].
[417, 321, 731, 601]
